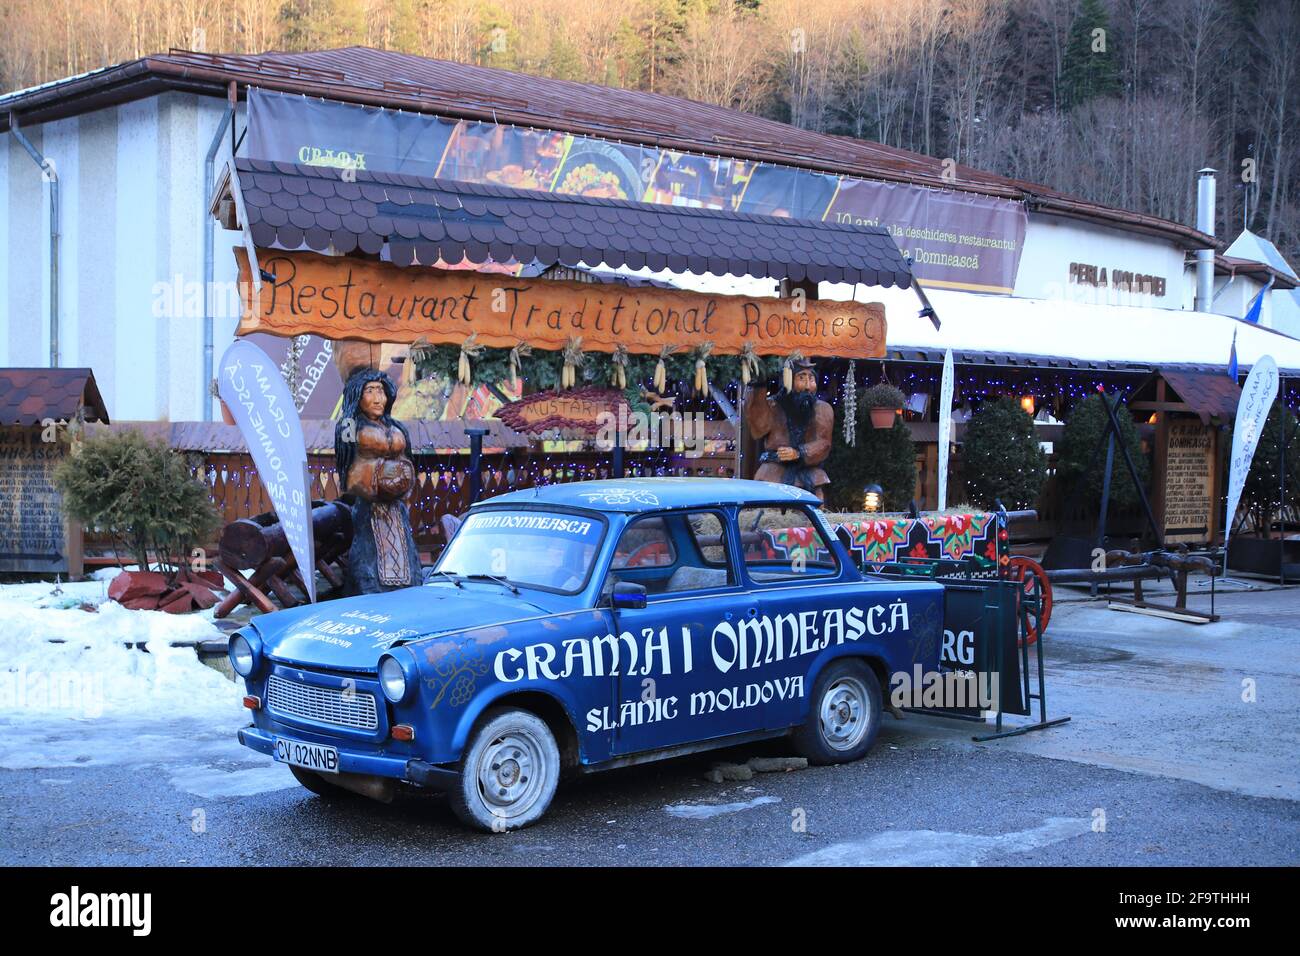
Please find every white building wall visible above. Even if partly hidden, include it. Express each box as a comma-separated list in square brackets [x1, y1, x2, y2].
[1013, 214, 1190, 310]
[0, 92, 245, 421]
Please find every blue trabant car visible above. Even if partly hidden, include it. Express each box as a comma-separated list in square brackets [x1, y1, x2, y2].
[230, 478, 944, 831]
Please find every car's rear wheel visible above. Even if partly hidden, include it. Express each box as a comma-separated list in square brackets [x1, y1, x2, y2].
[792, 658, 882, 765]
[289, 765, 353, 799]
[450, 707, 560, 832]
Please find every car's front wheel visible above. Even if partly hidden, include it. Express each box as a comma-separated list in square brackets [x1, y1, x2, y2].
[450, 707, 561, 832]
[792, 658, 882, 765]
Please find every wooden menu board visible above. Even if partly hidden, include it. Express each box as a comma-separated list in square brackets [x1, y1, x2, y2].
[1162, 420, 1216, 543]
[0, 429, 73, 574]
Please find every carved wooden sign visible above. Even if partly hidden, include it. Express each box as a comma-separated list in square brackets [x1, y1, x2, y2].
[496, 387, 629, 437]
[236, 248, 888, 359]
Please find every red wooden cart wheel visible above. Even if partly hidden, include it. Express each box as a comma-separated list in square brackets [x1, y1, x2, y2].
[1008, 556, 1053, 647]
[626, 541, 671, 568]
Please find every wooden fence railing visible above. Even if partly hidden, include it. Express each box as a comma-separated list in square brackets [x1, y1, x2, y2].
[195, 448, 738, 554]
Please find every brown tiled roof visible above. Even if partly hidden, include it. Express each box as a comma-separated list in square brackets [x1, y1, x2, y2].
[0, 46, 1214, 251]
[0, 368, 109, 426]
[87, 418, 528, 452]
[1160, 369, 1243, 422]
[233, 158, 913, 286]
[1215, 254, 1299, 290]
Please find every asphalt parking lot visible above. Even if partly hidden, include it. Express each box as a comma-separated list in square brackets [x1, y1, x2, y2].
[2, 585, 1297, 866]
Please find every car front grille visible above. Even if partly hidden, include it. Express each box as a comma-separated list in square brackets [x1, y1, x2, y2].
[266, 674, 379, 731]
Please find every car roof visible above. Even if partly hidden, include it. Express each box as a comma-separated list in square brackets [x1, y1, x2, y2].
[480, 477, 822, 513]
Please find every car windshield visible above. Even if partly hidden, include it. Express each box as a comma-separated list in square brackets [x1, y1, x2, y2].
[435, 509, 604, 593]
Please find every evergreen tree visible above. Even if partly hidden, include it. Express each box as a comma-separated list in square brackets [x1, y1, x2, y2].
[1058, 394, 1151, 512]
[825, 404, 917, 514]
[1060, 0, 1121, 109]
[961, 397, 1047, 510]
[1238, 405, 1300, 536]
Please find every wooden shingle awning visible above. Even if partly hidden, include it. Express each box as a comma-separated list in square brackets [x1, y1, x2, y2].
[1158, 368, 1243, 423]
[220, 158, 915, 288]
[0, 368, 109, 426]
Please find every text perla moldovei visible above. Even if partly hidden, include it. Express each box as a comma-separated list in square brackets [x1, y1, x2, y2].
[493, 600, 911, 684]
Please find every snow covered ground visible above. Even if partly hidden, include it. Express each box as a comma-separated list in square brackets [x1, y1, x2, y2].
[0, 571, 296, 798]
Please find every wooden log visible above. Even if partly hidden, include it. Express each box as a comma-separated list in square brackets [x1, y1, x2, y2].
[218, 500, 353, 568]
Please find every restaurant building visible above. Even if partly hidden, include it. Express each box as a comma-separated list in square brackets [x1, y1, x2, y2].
[2, 46, 1298, 561]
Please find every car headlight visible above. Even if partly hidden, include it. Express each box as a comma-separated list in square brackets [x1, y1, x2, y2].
[228, 632, 257, 677]
[379, 655, 409, 704]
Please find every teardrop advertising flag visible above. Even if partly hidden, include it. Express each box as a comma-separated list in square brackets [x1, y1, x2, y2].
[1224, 354, 1279, 555]
[937, 349, 955, 511]
[217, 339, 317, 602]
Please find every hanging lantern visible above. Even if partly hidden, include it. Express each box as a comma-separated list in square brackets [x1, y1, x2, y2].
[1020, 394, 1035, 415]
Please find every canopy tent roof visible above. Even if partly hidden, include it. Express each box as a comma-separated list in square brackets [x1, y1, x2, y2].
[222, 158, 914, 288]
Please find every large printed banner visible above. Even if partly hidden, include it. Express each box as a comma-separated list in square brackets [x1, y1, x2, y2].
[236, 248, 888, 358]
[246, 89, 1027, 294]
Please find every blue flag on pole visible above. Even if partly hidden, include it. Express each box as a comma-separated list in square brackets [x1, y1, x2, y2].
[1244, 276, 1273, 324]
[1228, 328, 1238, 380]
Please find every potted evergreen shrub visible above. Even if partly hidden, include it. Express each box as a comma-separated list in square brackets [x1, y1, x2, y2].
[862, 383, 908, 429]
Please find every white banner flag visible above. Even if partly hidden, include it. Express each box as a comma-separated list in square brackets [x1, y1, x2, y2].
[937, 348, 955, 511]
[218, 339, 317, 602]
[1225, 354, 1279, 553]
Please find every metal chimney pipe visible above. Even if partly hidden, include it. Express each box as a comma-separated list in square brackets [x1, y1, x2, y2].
[1195, 168, 1216, 312]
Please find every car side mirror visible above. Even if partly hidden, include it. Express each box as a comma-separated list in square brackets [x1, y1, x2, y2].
[610, 581, 647, 610]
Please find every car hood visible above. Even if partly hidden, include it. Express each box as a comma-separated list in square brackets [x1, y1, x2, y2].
[249, 584, 556, 672]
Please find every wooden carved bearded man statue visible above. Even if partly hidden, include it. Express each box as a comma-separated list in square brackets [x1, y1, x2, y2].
[745, 357, 834, 501]
[334, 361, 422, 594]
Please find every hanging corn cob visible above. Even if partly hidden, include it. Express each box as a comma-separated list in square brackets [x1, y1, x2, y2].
[508, 341, 532, 387]
[561, 336, 585, 389]
[693, 341, 714, 396]
[782, 350, 805, 392]
[611, 344, 629, 390]
[654, 345, 677, 394]
[457, 333, 485, 386]
[739, 342, 760, 387]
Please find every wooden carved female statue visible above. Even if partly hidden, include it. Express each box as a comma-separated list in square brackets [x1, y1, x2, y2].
[334, 365, 422, 593]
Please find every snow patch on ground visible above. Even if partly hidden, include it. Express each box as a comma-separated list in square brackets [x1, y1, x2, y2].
[169, 763, 299, 799]
[0, 579, 245, 776]
[664, 796, 781, 819]
[784, 817, 1091, 866]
